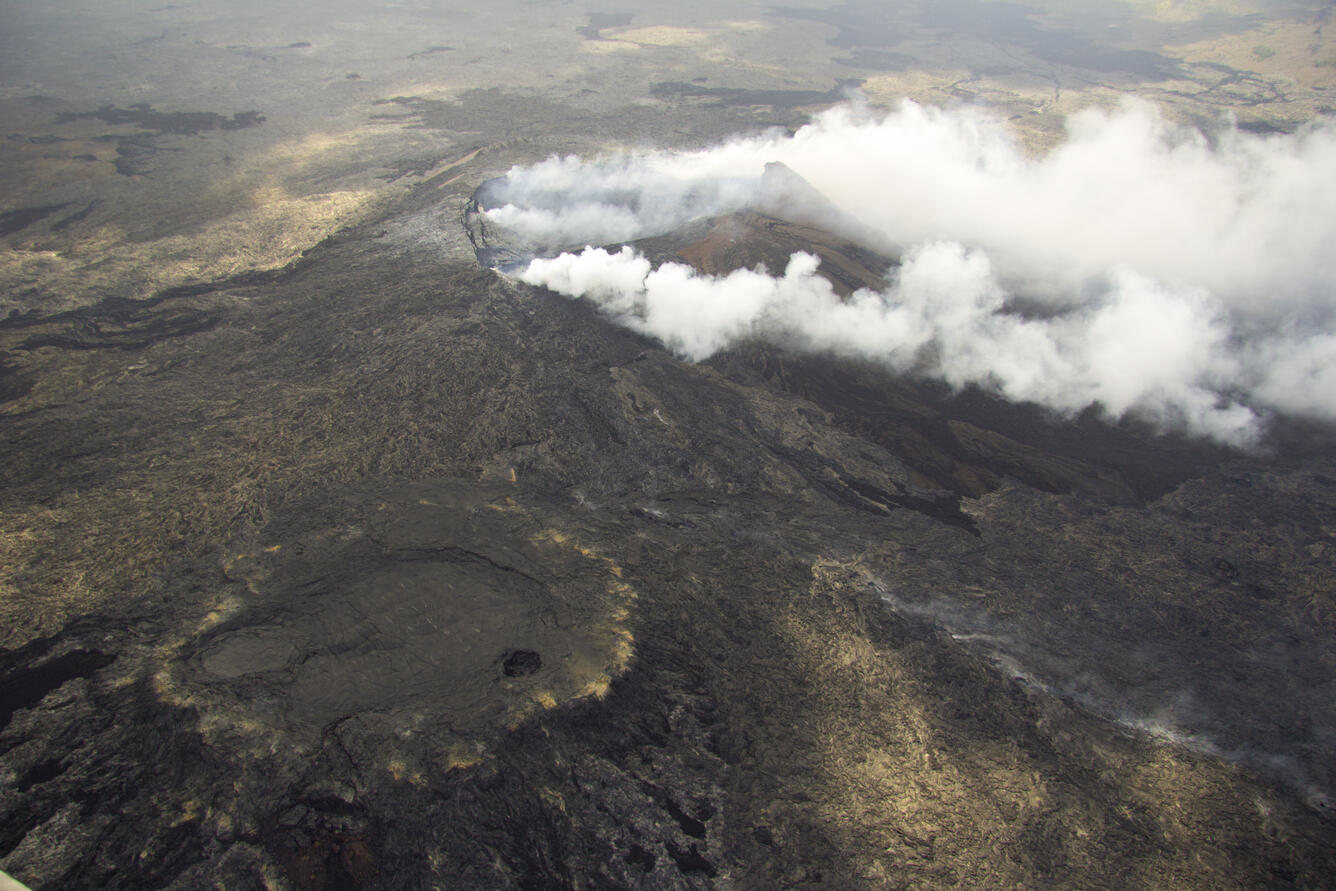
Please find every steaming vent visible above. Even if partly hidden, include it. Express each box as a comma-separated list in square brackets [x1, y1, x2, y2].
[473, 99, 1336, 448]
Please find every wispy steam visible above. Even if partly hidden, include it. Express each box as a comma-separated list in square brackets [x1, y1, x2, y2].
[486, 100, 1336, 444]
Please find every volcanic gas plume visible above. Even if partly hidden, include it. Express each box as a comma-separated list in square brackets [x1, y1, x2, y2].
[483, 100, 1336, 446]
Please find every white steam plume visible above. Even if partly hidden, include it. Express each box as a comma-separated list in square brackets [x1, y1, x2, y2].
[487, 100, 1336, 444]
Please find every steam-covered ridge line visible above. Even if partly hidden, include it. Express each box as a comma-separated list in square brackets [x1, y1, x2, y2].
[480, 99, 1336, 447]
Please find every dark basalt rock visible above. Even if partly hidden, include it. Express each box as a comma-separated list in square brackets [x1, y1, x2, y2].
[44, 104, 264, 176]
[0, 647, 115, 733]
[0, 359, 33, 403]
[54, 104, 265, 137]
[0, 203, 71, 237]
[576, 12, 634, 40]
[501, 649, 542, 677]
[650, 79, 865, 110]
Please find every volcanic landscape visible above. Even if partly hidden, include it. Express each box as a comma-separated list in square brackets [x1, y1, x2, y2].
[2, 1, 1335, 888]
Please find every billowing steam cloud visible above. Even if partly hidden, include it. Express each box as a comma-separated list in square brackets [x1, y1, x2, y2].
[485, 100, 1336, 444]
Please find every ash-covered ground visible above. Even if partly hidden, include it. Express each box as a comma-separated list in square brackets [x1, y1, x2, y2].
[2, 1, 1335, 888]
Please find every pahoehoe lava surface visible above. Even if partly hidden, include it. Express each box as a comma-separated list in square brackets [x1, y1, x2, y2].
[2, 163, 1335, 887]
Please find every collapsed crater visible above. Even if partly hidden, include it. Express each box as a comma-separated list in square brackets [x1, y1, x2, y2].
[171, 479, 634, 740]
